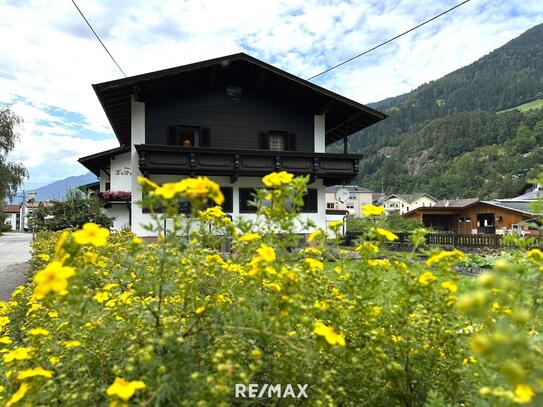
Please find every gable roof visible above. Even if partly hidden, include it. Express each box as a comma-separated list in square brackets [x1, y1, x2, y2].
[325, 185, 372, 193]
[481, 200, 541, 216]
[3, 204, 20, 213]
[383, 193, 436, 204]
[78, 146, 131, 176]
[93, 53, 386, 147]
[434, 198, 480, 208]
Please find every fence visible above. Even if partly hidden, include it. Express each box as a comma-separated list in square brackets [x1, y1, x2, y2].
[345, 232, 542, 250]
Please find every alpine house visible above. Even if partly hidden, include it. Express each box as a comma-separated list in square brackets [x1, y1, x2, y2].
[78, 53, 386, 236]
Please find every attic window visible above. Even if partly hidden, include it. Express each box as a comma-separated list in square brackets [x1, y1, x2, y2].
[168, 126, 210, 147]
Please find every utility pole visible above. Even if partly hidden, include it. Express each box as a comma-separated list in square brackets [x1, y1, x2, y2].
[19, 189, 25, 232]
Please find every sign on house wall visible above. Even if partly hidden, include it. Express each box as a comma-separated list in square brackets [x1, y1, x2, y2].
[110, 153, 132, 191]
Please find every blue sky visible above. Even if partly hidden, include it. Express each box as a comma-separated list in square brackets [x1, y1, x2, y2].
[0, 0, 542, 189]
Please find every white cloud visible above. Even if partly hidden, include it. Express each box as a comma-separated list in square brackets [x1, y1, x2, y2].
[1, 0, 542, 187]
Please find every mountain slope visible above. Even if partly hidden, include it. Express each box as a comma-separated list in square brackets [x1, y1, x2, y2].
[7, 172, 97, 204]
[347, 23, 543, 198]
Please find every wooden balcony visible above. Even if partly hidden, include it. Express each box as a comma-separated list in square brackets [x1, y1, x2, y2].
[135, 144, 362, 185]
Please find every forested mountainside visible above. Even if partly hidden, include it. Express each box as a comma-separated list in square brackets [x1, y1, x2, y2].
[342, 22, 543, 198]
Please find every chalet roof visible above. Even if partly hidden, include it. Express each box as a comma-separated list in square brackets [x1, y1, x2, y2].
[481, 200, 541, 216]
[383, 193, 436, 204]
[433, 198, 480, 208]
[325, 185, 372, 193]
[78, 146, 131, 176]
[93, 53, 386, 147]
[508, 190, 541, 201]
[3, 204, 20, 213]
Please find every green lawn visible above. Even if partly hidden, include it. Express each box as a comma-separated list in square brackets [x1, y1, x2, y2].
[499, 98, 543, 113]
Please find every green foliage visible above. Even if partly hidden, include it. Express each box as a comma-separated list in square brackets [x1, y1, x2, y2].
[0, 174, 542, 405]
[347, 213, 424, 234]
[30, 190, 113, 231]
[336, 23, 543, 199]
[0, 106, 27, 203]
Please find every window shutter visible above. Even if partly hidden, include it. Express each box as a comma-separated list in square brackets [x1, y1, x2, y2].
[302, 189, 318, 213]
[258, 132, 268, 150]
[288, 132, 296, 151]
[168, 126, 177, 145]
[200, 128, 210, 147]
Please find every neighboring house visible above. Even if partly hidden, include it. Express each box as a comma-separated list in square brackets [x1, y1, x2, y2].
[325, 185, 373, 216]
[378, 193, 437, 215]
[78, 53, 386, 235]
[3, 204, 21, 231]
[404, 198, 540, 235]
[21, 198, 54, 231]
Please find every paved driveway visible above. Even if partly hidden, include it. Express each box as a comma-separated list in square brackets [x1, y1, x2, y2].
[0, 232, 32, 300]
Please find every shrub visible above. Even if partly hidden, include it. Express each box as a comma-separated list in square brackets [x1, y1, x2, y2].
[0, 173, 541, 405]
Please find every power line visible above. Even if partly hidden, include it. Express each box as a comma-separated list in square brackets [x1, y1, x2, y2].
[70, 0, 127, 77]
[306, 0, 472, 81]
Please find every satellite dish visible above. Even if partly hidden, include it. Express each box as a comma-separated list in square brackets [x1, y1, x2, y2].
[336, 188, 350, 203]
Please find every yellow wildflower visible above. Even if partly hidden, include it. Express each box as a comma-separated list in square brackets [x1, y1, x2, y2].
[64, 340, 81, 348]
[0, 316, 10, 328]
[426, 249, 465, 267]
[93, 291, 110, 303]
[370, 306, 382, 317]
[4, 347, 33, 363]
[256, 244, 276, 263]
[514, 384, 534, 403]
[418, 272, 437, 285]
[328, 220, 343, 229]
[72, 223, 110, 247]
[368, 259, 391, 267]
[304, 258, 324, 272]
[6, 383, 31, 407]
[153, 181, 184, 200]
[195, 306, 205, 315]
[362, 204, 385, 217]
[441, 281, 458, 292]
[37, 253, 50, 262]
[263, 281, 282, 292]
[307, 229, 323, 242]
[49, 356, 60, 365]
[28, 327, 49, 337]
[106, 377, 146, 401]
[0, 336, 12, 345]
[527, 249, 543, 264]
[356, 242, 379, 254]
[375, 228, 398, 241]
[238, 232, 261, 242]
[182, 177, 224, 205]
[313, 321, 346, 346]
[48, 311, 58, 318]
[250, 348, 262, 358]
[33, 261, 75, 299]
[137, 176, 158, 190]
[17, 367, 54, 380]
[262, 171, 294, 187]
[132, 237, 143, 245]
[314, 300, 330, 310]
[103, 283, 119, 291]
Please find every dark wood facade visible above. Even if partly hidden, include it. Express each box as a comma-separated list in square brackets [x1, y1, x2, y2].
[144, 87, 314, 152]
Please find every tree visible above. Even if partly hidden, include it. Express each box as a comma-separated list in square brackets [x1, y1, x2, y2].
[0, 106, 27, 203]
[31, 190, 113, 231]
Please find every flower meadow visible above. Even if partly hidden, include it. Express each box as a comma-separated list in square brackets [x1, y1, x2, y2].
[1, 173, 542, 406]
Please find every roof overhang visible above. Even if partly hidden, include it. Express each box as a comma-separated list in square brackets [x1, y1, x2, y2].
[93, 53, 386, 147]
[78, 146, 130, 176]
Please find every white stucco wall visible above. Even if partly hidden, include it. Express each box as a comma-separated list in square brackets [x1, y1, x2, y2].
[99, 170, 110, 192]
[314, 115, 325, 153]
[110, 152, 132, 192]
[3, 213, 18, 230]
[130, 98, 146, 236]
[106, 205, 131, 231]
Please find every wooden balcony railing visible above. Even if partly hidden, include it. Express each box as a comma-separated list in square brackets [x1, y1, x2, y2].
[135, 144, 362, 184]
